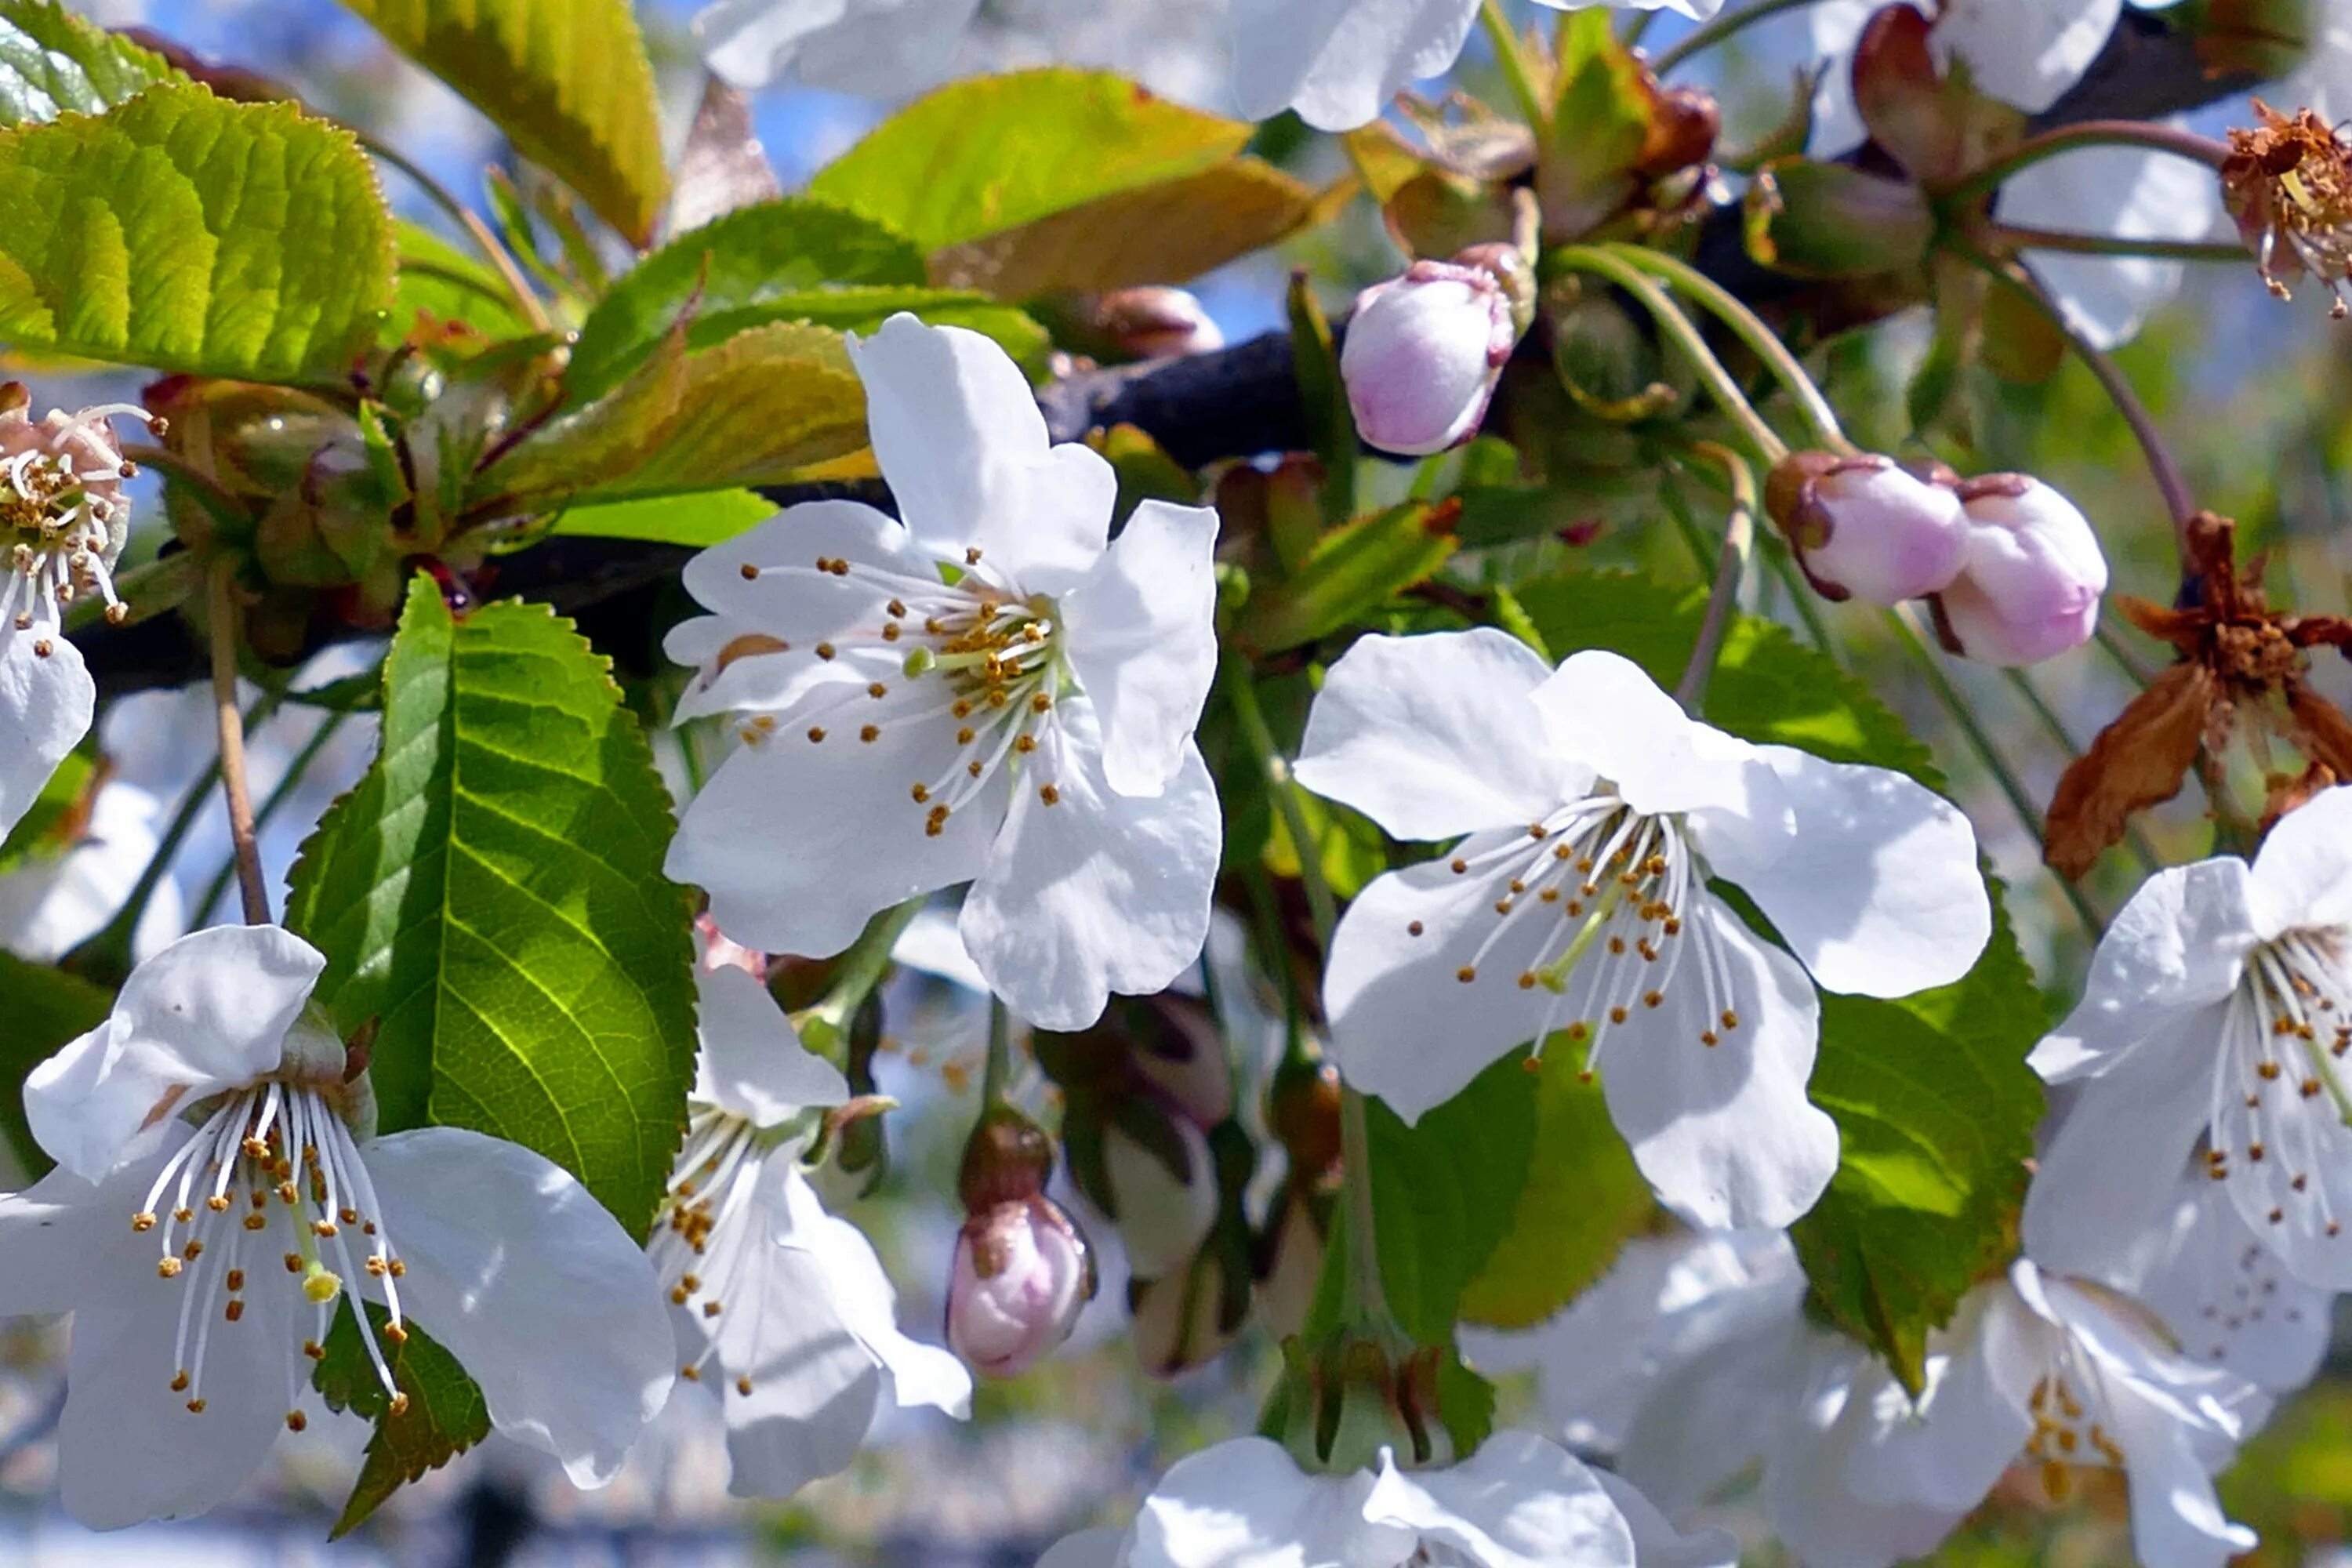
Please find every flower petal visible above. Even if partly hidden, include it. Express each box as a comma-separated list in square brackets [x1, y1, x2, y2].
[1040, 1527, 1133, 1568]
[2248, 783, 2352, 936]
[1618, 1319, 1815, 1512]
[1126, 1436, 1409, 1568]
[1229, 0, 1480, 131]
[2213, 1045, 2352, 1290]
[961, 713, 1219, 1031]
[694, 965, 850, 1127]
[1597, 897, 1837, 1229]
[2028, 858, 2257, 1083]
[668, 684, 1005, 959]
[1363, 1430, 1635, 1568]
[1839, 1290, 2031, 1515]
[25, 924, 325, 1182]
[1321, 832, 1566, 1123]
[364, 1127, 677, 1489]
[1060, 498, 1221, 797]
[0, 1160, 148, 1317]
[1530, 651, 1791, 831]
[1294, 629, 1575, 842]
[2107, 1381, 2258, 1568]
[2123, 1178, 2332, 1392]
[774, 1166, 973, 1417]
[1592, 1470, 1738, 1568]
[2021, 1001, 2220, 1276]
[0, 620, 92, 842]
[1727, 747, 1990, 999]
[1929, 0, 2120, 114]
[1764, 1346, 1988, 1568]
[2001, 136, 2220, 350]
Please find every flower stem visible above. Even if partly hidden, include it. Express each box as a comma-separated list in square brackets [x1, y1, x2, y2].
[1675, 442, 1759, 713]
[1548, 245, 1791, 465]
[208, 560, 270, 926]
[1650, 0, 1823, 74]
[982, 998, 1016, 1107]
[798, 898, 926, 1059]
[1479, 0, 1553, 129]
[1886, 605, 2103, 938]
[1338, 1085, 1388, 1321]
[1975, 222, 2249, 264]
[1940, 120, 2230, 210]
[195, 711, 350, 925]
[117, 442, 246, 529]
[356, 127, 554, 336]
[1602, 244, 1853, 453]
[1951, 240, 2198, 546]
[1224, 655, 1338, 953]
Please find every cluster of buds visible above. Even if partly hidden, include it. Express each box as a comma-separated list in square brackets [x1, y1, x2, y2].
[1, 383, 162, 633]
[947, 1107, 1096, 1378]
[1339, 242, 1536, 457]
[2223, 101, 2352, 318]
[1767, 451, 2108, 666]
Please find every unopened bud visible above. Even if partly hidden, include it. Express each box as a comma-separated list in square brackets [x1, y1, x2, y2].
[1091, 286, 1226, 360]
[1102, 1117, 1219, 1280]
[957, 1105, 1055, 1214]
[1932, 476, 2108, 666]
[1131, 1250, 1246, 1377]
[1341, 255, 1527, 457]
[1767, 450, 1968, 605]
[948, 1195, 1095, 1378]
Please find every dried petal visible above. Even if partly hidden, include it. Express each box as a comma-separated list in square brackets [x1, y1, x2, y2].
[2045, 662, 2221, 878]
[2285, 678, 2352, 780]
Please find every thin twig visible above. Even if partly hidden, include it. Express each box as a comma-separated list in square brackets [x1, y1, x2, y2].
[1339, 1086, 1389, 1321]
[982, 999, 1015, 1107]
[1976, 223, 2249, 264]
[1940, 119, 2231, 209]
[208, 560, 272, 926]
[1675, 442, 1759, 713]
[358, 128, 554, 336]
[194, 710, 350, 925]
[1650, 0, 1821, 74]
[1225, 656, 1338, 952]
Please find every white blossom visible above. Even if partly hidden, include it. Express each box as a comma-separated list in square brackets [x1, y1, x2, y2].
[0, 924, 676, 1527]
[664, 314, 1222, 1031]
[1295, 630, 1988, 1228]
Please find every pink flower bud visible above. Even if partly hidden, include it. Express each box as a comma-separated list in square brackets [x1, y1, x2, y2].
[1340, 259, 1519, 456]
[1771, 452, 1969, 605]
[1092, 286, 1225, 360]
[1933, 476, 2108, 666]
[948, 1195, 1095, 1378]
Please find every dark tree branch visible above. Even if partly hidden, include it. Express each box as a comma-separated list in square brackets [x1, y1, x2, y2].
[81, 15, 2259, 702]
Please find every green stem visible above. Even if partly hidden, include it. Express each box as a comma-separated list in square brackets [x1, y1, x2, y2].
[209, 561, 270, 926]
[1549, 245, 1790, 464]
[1479, 0, 1553, 129]
[356, 127, 553, 335]
[1675, 444, 1759, 713]
[1650, 0, 1823, 74]
[798, 898, 926, 1058]
[194, 711, 349, 925]
[1225, 656, 1338, 952]
[1601, 244, 1852, 453]
[1886, 606, 2103, 937]
[1940, 120, 2230, 211]
[1338, 1086, 1389, 1320]
[1976, 223, 2250, 264]
[117, 443, 246, 529]
[982, 999, 1015, 1107]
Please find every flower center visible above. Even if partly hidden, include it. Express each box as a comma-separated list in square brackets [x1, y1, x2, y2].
[650, 1107, 769, 1397]
[730, 544, 1072, 835]
[2024, 1366, 2124, 1501]
[2205, 927, 2352, 1231]
[1432, 797, 1743, 1072]
[129, 1080, 408, 1428]
[1, 402, 151, 637]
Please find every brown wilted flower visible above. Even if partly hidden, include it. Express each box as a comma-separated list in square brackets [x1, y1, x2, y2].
[2045, 512, 2352, 877]
[2222, 100, 2352, 317]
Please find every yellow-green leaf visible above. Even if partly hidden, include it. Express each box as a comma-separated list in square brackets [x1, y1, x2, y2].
[0, 0, 176, 127]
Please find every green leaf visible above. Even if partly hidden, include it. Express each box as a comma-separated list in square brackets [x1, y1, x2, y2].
[283, 579, 698, 1238]
[312, 1304, 491, 1537]
[333, 0, 666, 245]
[1457, 1049, 1654, 1330]
[1791, 891, 2045, 1391]
[547, 488, 774, 548]
[0, 744, 91, 873]
[0, 83, 394, 379]
[1232, 499, 1458, 656]
[565, 198, 925, 401]
[0, 0, 175, 126]
[807, 68, 1253, 252]
[1744, 158, 1934, 281]
[387, 219, 532, 341]
[0, 951, 110, 1177]
[477, 321, 869, 508]
[1367, 1053, 1540, 1343]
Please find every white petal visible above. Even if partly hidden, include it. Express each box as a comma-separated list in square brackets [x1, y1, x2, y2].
[1320, 835, 1565, 1124]
[1060, 499, 1222, 797]
[2029, 858, 2257, 1083]
[2122, 1178, 2333, 1392]
[365, 1127, 677, 1489]
[1229, 0, 1481, 132]
[2107, 1382, 2258, 1568]
[2214, 1047, 2352, 1290]
[1592, 1470, 1738, 1568]
[692, 0, 851, 89]
[1730, 748, 1991, 998]
[25, 924, 325, 1182]
[1530, 652, 1791, 833]
[1930, 0, 2120, 113]
[1363, 1431, 1635, 1568]
[1840, 1291, 2031, 1515]
[2022, 1003, 2220, 1276]
[0, 1159, 151, 1317]
[961, 715, 1219, 1032]
[1763, 1346, 1990, 1568]
[1599, 898, 1838, 1229]
[1127, 1437, 1411, 1568]
[56, 1248, 296, 1528]
[693, 965, 850, 1126]
[0, 620, 92, 842]
[783, 0, 986, 96]
[775, 1166, 973, 1417]
[2001, 136, 2220, 349]
[667, 684, 1004, 959]
[1617, 1318, 1814, 1512]
[1294, 629, 1576, 842]
[846, 316, 1094, 584]
[1040, 1527, 1134, 1568]
[2249, 783, 2352, 935]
